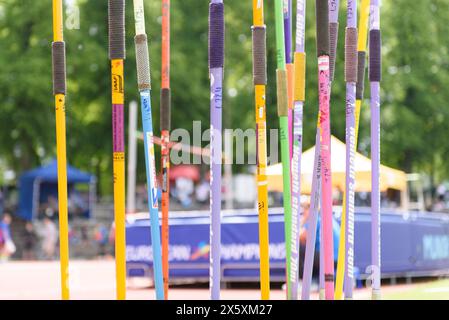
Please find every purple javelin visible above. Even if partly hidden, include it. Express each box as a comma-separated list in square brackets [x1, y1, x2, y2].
[284, 0, 293, 63]
[290, 0, 306, 300]
[209, 0, 224, 300]
[329, 0, 340, 23]
[344, 0, 357, 299]
[369, 0, 381, 300]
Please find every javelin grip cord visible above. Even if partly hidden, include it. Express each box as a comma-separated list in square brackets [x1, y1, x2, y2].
[135, 34, 151, 90]
[52, 41, 66, 95]
[316, 0, 329, 57]
[356, 51, 366, 99]
[252, 26, 267, 85]
[108, 0, 125, 60]
[369, 30, 381, 82]
[208, 3, 225, 69]
[345, 27, 358, 83]
[329, 22, 338, 80]
[160, 88, 171, 131]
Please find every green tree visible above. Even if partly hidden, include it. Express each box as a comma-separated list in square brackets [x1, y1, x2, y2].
[0, 0, 448, 197]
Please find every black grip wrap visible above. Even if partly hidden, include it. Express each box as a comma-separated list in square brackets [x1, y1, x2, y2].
[252, 26, 267, 85]
[108, 0, 125, 60]
[135, 34, 151, 90]
[345, 27, 358, 83]
[52, 41, 66, 95]
[369, 29, 381, 82]
[316, 0, 329, 57]
[356, 51, 366, 100]
[160, 88, 171, 131]
[329, 22, 339, 81]
[208, 3, 224, 69]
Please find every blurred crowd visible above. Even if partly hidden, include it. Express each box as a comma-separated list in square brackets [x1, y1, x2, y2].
[0, 212, 113, 263]
[135, 178, 210, 211]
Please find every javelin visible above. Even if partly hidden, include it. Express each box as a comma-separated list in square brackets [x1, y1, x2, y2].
[274, 0, 293, 300]
[318, 0, 340, 299]
[315, 0, 334, 300]
[251, 0, 270, 300]
[284, 0, 294, 161]
[301, 0, 340, 300]
[329, 0, 340, 82]
[369, 0, 382, 300]
[160, 0, 171, 300]
[132, 0, 165, 300]
[51, 0, 70, 300]
[342, 0, 358, 300]
[209, 0, 225, 300]
[335, 0, 371, 300]
[108, 0, 126, 300]
[319, 0, 340, 299]
[289, 0, 306, 300]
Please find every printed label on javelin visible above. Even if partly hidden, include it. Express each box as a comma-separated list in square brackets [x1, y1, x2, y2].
[112, 104, 124, 153]
[146, 132, 159, 209]
[111, 60, 124, 105]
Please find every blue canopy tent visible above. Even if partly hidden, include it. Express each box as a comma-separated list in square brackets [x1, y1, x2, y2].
[18, 160, 96, 221]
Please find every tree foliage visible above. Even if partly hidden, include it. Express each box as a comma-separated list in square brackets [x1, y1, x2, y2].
[0, 0, 447, 195]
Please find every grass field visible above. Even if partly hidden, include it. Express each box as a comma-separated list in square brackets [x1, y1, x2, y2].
[0, 260, 447, 300]
[382, 279, 449, 300]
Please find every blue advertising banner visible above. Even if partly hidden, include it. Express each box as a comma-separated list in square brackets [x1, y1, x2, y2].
[126, 208, 449, 282]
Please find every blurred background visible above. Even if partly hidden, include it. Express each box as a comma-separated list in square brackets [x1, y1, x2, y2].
[0, 0, 449, 299]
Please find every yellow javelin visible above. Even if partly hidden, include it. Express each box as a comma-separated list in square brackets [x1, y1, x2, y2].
[335, 0, 370, 300]
[252, 0, 270, 300]
[108, 0, 126, 300]
[52, 0, 70, 300]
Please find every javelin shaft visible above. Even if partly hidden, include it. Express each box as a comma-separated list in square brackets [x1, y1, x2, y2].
[140, 90, 165, 300]
[284, 0, 293, 64]
[284, 0, 294, 162]
[160, 0, 171, 300]
[132, 0, 165, 300]
[297, 3, 324, 286]
[108, 0, 126, 300]
[369, 0, 381, 300]
[301, 129, 322, 300]
[289, 0, 306, 300]
[342, 0, 358, 300]
[252, 0, 270, 300]
[316, 0, 334, 300]
[335, 0, 370, 300]
[209, 0, 224, 300]
[275, 0, 292, 300]
[52, 0, 63, 41]
[316, 0, 340, 297]
[52, 0, 69, 300]
[329, 0, 340, 81]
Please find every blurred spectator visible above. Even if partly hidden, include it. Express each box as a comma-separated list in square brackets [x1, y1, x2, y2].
[175, 177, 194, 208]
[68, 189, 88, 218]
[433, 194, 446, 212]
[195, 179, 209, 205]
[22, 222, 38, 260]
[94, 224, 109, 257]
[41, 216, 57, 260]
[0, 213, 15, 262]
[109, 222, 115, 256]
[80, 224, 89, 247]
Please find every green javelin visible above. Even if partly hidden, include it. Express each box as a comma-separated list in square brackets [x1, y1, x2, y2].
[274, 0, 293, 299]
